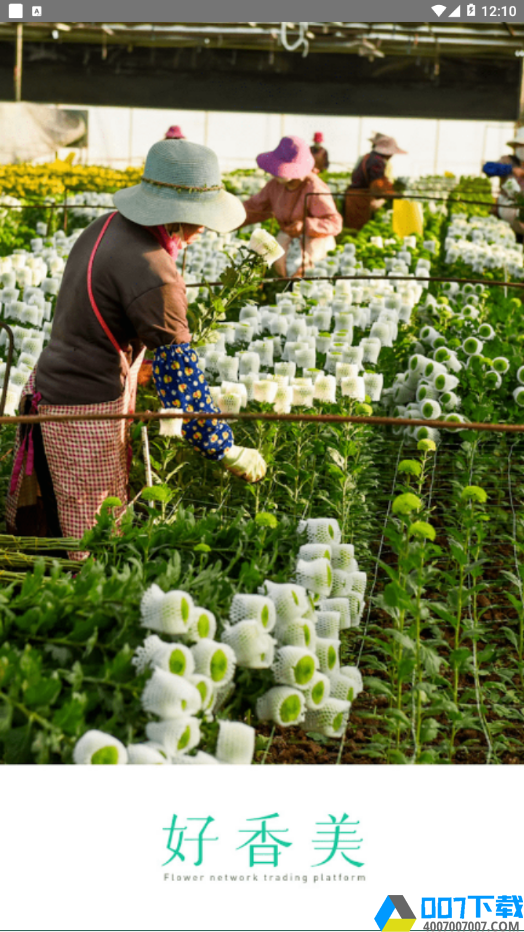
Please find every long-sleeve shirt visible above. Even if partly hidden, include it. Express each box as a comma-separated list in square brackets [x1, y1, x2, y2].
[36, 212, 191, 406]
[243, 173, 342, 239]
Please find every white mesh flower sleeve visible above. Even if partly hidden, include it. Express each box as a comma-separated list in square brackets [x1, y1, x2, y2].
[172, 751, 221, 765]
[191, 639, 236, 686]
[141, 668, 202, 718]
[229, 594, 276, 631]
[216, 721, 256, 765]
[261, 581, 309, 623]
[126, 743, 169, 765]
[272, 646, 318, 689]
[303, 671, 331, 710]
[340, 665, 364, 698]
[348, 571, 367, 597]
[330, 569, 353, 597]
[304, 698, 350, 737]
[140, 585, 194, 635]
[330, 544, 356, 572]
[319, 597, 351, 630]
[187, 674, 216, 713]
[329, 672, 358, 702]
[221, 621, 275, 669]
[315, 611, 341, 639]
[256, 686, 306, 726]
[315, 637, 341, 675]
[349, 592, 364, 627]
[187, 607, 217, 643]
[298, 518, 341, 545]
[73, 730, 128, 765]
[275, 619, 317, 651]
[295, 557, 333, 598]
[133, 635, 195, 677]
[146, 717, 201, 757]
[298, 543, 333, 562]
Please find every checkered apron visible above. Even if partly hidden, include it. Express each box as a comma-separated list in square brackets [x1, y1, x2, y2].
[6, 212, 145, 559]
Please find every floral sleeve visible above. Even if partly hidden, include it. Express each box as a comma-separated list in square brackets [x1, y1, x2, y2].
[153, 344, 234, 461]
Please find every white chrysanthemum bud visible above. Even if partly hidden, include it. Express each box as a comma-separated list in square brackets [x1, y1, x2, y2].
[261, 580, 309, 622]
[331, 544, 356, 572]
[313, 374, 337, 403]
[158, 409, 183, 437]
[332, 569, 355, 597]
[141, 668, 202, 718]
[348, 571, 367, 597]
[342, 345, 364, 367]
[361, 337, 381, 364]
[192, 639, 236, 685]
[416, 383, 439, 403]
[140, 584, 194, 635]
[513, 387, 524, 407]
[298, 543, 332, 562]
[218, 392, 242, 414]
[133, 634, 195, 677]
[420, 399, 442, 420]
[328, 673, 359, 703]
[341, 375, 365, 400]
[335, 362, 358, 384]
[295, 557, 333, 598]
[276, 618, 317, 651]
[272, 646, 318, 689]
[275, 361, 296, 379]
[409, 354, 432, 376]
[304, 698, 350, 737]
[273, 384, 293, 413]
[319, 597, 351, 631]
[187, 607, 217, 642]
[221, 621, 275, 668]
[415, 425, 440, 443]
[215, 721, 255, 765]
[363, 372, 383, 401]
[340, 665, 364, 698]
[316, 637, 340, 674]
[186, 674, 216, 712]
[126, 744, 168, 764]
[146, 717, 201, 756]
[440, 391, 460, 412]
[173, 751, 221, 765]
[73, 730, 128, 765]
[298, 517, 341, 545]
[292, 383, 315, 406]
[256, 686, 306, 726]
[478, 323, 495, 340]
[230, 593, 276, 631]
[493, 357, 510, 374]
[433, 372, 459, 393]
[463, 336, 484, 356]
[485, 370, 502, 389]
[248, 229, 285, 267]
[253, 379, 278, 403]
[303, 672, 331, 710]
[349, 592, 364, 626]
[315, 611, 341, 639]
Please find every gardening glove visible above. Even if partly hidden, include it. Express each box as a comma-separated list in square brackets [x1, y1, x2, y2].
[222, 445, 267, 483]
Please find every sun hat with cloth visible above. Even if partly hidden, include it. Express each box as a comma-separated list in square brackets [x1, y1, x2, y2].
[372, 135, 407, 156]
[165, 125, 185, 139]
[313, 131, 324, 144]
[113, 139, 246, 233]
[256, 135, 315, 179]
[507, 126, 524, 147]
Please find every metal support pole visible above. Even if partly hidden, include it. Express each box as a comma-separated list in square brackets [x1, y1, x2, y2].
[14, 23, 23, 102]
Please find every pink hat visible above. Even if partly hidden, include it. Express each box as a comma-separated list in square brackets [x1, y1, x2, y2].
[372, 135, 407, 156]
[257, 136, 315, 179]
[165, 125, 185, 139]
[313, 132, 324, 144]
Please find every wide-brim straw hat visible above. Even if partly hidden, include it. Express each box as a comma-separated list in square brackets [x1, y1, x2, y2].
[507, 126, 524, 147]
[113, 139, 246, 233]
[372, 135, 407, 157]
[257, 135, 315, 179]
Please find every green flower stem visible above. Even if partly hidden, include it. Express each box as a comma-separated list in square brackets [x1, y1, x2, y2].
[0, 688, 60, 733]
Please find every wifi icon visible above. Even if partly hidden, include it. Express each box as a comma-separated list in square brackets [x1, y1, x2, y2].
[432, 4, 447, 13]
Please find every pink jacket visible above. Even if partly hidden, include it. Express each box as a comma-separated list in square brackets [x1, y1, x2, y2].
[243, 173, 343, 239]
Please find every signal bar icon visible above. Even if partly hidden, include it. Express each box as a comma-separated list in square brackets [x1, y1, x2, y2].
[432, 4, 447, 15]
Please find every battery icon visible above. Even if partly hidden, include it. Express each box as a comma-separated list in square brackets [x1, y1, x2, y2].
[467, 3, 475, 12]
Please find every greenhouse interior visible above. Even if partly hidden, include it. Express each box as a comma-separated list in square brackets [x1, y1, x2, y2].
[1, 19, 524, 768]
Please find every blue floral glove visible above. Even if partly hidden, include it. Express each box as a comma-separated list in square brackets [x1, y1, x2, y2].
[153, 343, 234, 461]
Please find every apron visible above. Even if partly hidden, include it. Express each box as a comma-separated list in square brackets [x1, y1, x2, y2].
[6, 211, 145, 559]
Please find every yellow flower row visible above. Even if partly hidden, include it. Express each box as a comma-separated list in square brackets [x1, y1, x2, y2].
[0, 157, 142, 200]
